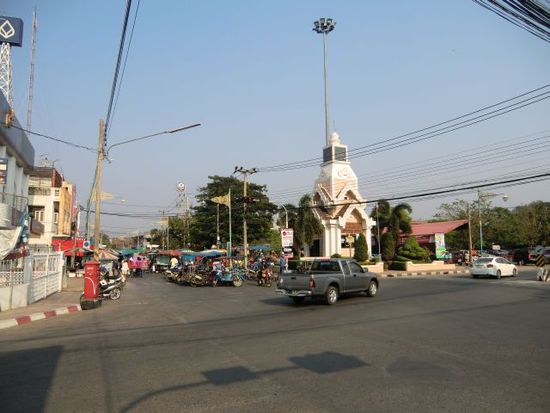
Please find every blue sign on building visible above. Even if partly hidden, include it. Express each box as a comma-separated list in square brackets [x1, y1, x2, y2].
[0, 16, 23, 47]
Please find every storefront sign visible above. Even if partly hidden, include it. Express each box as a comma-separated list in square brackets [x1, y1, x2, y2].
[0, 16, 23, 47]
[281, 228, 293, 248]
[434, 233, 446, 259]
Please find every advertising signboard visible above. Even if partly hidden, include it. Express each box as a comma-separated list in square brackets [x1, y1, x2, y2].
[281, 228, 293, 248]
[435, 233, 446, 259]
[0, 16, 23, 47]
[0, 158, 7, 184]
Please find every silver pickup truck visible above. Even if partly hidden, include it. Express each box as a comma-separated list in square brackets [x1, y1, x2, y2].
[275, 258, 379, 305]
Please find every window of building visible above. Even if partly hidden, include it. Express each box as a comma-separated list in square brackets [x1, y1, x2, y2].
[33, 208, 44, 222]
[53, 212, 59, 224]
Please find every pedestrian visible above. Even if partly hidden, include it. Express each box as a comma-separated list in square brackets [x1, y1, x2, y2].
[279, 252, 285, 273]
[121, 259, 129, 282]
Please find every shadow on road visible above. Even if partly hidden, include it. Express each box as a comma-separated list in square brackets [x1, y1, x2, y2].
[119, 351, 367, 412]
[0, 345, 63, 412]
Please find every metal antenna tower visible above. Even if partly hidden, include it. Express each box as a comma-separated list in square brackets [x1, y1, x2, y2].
[0, 42, 13, 107]
[26, 7, 37, 131]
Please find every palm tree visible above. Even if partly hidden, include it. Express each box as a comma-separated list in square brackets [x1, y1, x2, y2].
[371, 200, 413, 259]
[389, 202, 413, 245]
[295, 194, 323, 256]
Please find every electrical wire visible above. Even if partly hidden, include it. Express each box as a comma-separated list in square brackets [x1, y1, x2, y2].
[258, 84, 550, 172]
[103, 0, 133, 142]
[9, 125, 96, 152]
[267, 131, 550, 200]
[108, 0, 142, 134]
[472, 0, 550, 42]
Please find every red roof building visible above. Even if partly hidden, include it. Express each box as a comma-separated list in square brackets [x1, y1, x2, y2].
[401, 220, 469, 245]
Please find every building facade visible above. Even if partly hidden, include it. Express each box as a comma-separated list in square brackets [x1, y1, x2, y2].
[0, 93, 43, 258]
[312, 132, 376, 258]
[27, 167, 76, 248]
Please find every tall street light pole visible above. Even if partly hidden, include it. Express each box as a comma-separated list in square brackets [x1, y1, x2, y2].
[313, 17, 336, 146]
[477, 190, 508, 256]
[280, 204, 289, 228]
[86, 123, 201, 257]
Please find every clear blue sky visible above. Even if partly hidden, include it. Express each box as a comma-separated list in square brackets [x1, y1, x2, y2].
[3, 1, 550, 237]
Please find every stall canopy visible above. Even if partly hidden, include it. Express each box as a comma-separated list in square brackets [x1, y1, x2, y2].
[53, 238, 93, 257]
[249, 244, 272, 251]
[199, 249, 226, 258]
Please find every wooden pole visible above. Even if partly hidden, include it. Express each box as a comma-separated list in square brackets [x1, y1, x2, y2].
[93, 120, 105, 262]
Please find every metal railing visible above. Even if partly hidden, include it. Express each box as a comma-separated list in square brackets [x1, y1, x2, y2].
[0, 192, 28, 212]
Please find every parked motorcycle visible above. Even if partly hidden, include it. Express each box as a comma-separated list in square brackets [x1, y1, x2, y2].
[80, 274, 123, 304]
[256, 267, 273, 287]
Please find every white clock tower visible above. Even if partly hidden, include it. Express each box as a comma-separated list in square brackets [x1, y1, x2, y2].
[312, 131, 375, 257]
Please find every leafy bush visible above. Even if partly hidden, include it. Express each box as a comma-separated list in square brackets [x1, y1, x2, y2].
[331, 253, 342, 258]
[381, 232, 395, 261]
[395, 237, 431, 262]
[388, 261, 407, 271]
[353, 233, 369, 262]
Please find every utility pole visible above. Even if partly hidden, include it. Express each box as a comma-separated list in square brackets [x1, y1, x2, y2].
[159, 210, 166, 249]
[467, 203, 473, 264]
[93, 119, 105, 261]
[234, 166, 258, 269]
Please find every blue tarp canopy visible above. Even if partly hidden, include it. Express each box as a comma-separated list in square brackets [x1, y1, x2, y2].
[249, 244, 272, 251]
[199, 249, 226, 258]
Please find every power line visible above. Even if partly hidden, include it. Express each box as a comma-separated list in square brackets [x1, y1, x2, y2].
[267, 130, 550, 200]
[472, 0, 550, 43]
[289, 172, 550, 210]
[108, 0, 141, 134]
[103, 0, 133, 144]
[259, 84, 550, 172]
[9, 124, 96, 151]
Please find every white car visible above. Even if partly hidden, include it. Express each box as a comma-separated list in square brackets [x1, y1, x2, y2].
[471, 257, 518, 279]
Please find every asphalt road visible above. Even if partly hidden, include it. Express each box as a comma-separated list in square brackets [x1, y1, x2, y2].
[1, 270, 549, 413]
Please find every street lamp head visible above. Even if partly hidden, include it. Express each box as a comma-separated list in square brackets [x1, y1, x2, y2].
[313, 17, 336, 34]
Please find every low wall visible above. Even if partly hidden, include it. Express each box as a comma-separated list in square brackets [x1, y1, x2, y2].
[363, 262, 384, 273]
[0, 284, 28, 311]
[406, 261, 457, 272]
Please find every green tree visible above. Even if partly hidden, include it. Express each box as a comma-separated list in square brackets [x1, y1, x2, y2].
[353, 233, 369, 262]
[294, 194, 323, 255]
[371, 200, 413, 260]
[189, 175, 277, 250]
[381, 232, 395, 261]
[395, 237, 430, 262]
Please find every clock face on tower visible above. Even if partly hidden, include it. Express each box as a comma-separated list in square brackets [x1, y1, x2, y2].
[337, 168, 349, 178]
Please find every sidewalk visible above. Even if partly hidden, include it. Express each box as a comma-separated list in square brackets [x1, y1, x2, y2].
[0, 277, 84, 330]
[380, 268, 470, 278]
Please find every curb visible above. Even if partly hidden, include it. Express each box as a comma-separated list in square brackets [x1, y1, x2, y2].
[381, 270, 470, 278]
[0, 304, 81, 331]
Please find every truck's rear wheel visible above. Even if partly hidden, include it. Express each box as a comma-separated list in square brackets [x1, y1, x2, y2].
[325, 285, 338, 305]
